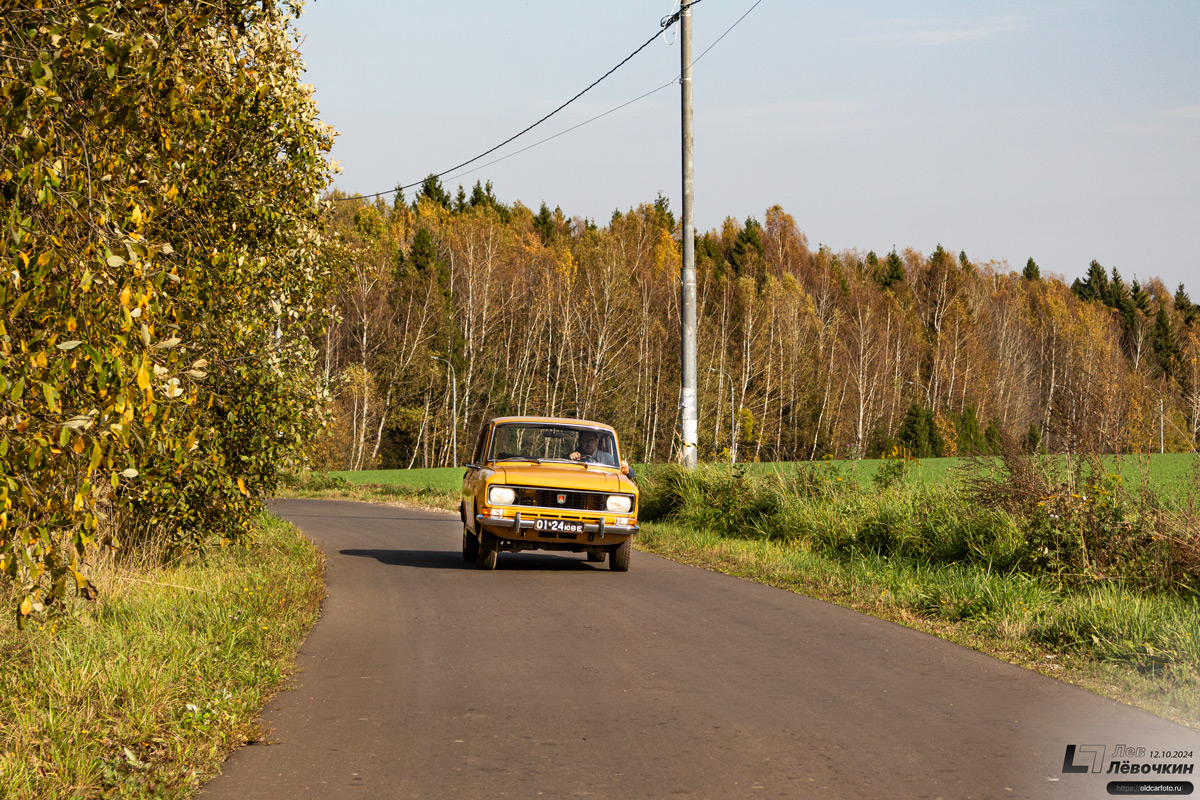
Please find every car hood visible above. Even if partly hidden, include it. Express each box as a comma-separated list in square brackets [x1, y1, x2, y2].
[496, 463, 633, 494]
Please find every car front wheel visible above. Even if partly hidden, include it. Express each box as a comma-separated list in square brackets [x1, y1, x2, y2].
[586, 551, 606, 563]
[476, 530, 499, 570]
[610, 539, 631, 572]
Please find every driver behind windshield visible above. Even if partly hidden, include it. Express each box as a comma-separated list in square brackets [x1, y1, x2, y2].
[569, 430, 617, 466]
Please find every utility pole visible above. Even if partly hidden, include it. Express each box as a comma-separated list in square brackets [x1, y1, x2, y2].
[679, 1, 698, 468]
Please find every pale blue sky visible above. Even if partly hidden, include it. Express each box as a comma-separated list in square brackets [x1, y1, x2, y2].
[295, 1, 1199, 293]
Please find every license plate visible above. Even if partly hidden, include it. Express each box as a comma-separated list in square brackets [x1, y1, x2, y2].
[534, 519, 584, 534]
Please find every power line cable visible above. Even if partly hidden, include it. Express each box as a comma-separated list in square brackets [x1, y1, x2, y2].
[440, 84, 674, 189]
[335, 0, 764, 203]
[437, 0, 763, 190]
[690, 0, 762, 66]
[335, 1, 704, 203]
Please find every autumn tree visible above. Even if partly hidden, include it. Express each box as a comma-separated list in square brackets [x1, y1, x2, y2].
[314, 194, 1198, 469]
[2, 0, 336, 619]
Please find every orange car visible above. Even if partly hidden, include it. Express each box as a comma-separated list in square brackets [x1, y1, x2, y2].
[460, 417, 639, 571]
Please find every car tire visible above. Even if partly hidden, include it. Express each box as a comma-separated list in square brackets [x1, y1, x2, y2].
[609, 539, 631, 572]
[476, 530, 499, 570]
[462, 528, 478, 562]
[586, 551, 606, 563]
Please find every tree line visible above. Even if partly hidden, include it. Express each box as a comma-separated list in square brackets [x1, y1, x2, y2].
[316, 177, 1199, 469]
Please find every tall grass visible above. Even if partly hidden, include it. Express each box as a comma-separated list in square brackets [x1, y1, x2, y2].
[641, 452, 1200, 593]
[0, 514, 325, 799]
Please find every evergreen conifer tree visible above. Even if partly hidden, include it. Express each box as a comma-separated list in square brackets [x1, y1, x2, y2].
[410, 228, 448, 293]
[652, 192, 676, 231]
[469, 181, 488, 208]
[865, 251, 880, 279]
[865, 421, 894, 458]
[1109, 268, 1135, 328]
[1175, 284, 1197, 327]
[955, 405, 985, 455]
[1132, 279, 1151, 314]
[534, 202, 554, 243]
[697, 233, 729, 279]
[897, 404, 945, 458]
[1152, 304, 1182, 378]
[1071, 260, 1110, 303]
[466, 180, 511, 222]
[416, 174, 451, 209]
[984, 417, 1003, 454]
[731, 217, 764, 276]
[875, 249, 906, 290]
[1022, 422, 1042, 454]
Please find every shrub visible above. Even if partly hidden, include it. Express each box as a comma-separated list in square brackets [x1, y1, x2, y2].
[303, 473, 350, 492]
[636, 464, 690, 522]
[872, 446, 918, 491]
[640, 452, 1198, 598]
[968, 443, 1198, 594]
[783, 455, 858, 498]
[1, 1, 336, 623]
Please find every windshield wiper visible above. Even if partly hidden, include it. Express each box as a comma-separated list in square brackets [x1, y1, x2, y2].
[495, 456, 541, 464]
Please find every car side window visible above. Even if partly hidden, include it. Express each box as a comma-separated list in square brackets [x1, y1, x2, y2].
[600, 432, 616, 458]
[472, 426, 489, 465]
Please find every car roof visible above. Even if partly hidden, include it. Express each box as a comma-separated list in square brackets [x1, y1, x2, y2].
[488, 416, 616, 432]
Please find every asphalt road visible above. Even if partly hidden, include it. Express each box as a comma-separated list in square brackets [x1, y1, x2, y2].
[200, 499, 1200, 799]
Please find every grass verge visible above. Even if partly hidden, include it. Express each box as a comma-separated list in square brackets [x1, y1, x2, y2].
[0, 513, 325, 799]
[635, 522, 1200, 729]
[276, 470, 459, 512]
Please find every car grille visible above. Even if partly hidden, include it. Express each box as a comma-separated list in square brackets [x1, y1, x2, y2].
[516, 487, 607, 512]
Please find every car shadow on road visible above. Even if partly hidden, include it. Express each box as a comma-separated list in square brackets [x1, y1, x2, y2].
[339, 549, 468, 569]
[283, 513, 445, 523]
[339, 549, 602, 571]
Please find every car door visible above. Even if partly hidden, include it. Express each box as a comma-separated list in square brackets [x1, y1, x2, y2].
[462, 423, 493, 532]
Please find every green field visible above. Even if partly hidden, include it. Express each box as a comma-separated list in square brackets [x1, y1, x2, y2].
[316, 452, 1197, 505]
[737, 453, 1198, 504]
[327, 466, 464, 492]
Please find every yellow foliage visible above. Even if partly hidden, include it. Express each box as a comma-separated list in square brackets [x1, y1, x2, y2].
[653, 228, 681, 276]
[1, 0, 337, 615]
[935, 412, 958, 457]
[556, 246, 576, 282]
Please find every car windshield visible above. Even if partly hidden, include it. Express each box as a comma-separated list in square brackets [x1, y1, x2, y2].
[488, 423, 620, 467]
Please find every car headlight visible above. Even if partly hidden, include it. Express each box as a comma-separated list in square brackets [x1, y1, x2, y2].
[606, 495, 632, 513]
[488, 486, 516, 505]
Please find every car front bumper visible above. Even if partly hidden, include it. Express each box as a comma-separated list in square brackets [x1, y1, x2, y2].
[476, 512, 639, 539]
